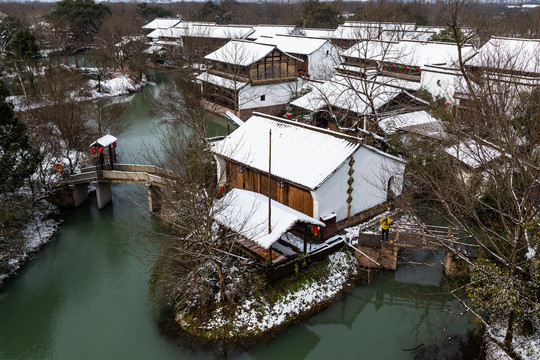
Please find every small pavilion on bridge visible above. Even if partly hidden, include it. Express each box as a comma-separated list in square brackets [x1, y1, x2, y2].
[91, 134, 118, 171]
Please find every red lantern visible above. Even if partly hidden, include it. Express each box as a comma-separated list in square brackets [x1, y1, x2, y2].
[313, 225, 318, 236]
[286, 113, 291, 118]
[113, 141, 117, 148]
[92, 147, 97, 154]
[99, 147, 104, 154]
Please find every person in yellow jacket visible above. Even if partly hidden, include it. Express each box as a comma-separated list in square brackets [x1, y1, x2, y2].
[380, 216, 391, 242]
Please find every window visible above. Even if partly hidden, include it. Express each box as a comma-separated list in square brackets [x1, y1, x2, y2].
[260, 95, 266, 101]
[326, 50, 330, 56]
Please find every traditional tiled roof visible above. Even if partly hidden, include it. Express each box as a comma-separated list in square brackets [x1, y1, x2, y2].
[214, 188, 324, 249]
[212, 113, 361, 189]
[205, 40, 279, 66]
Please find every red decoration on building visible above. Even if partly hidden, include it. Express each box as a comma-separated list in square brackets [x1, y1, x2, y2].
[113, 141, 117, 148]
[92, 147, 97, 154]
[99, 147, 104, 154]
[313, 225, 318, 235]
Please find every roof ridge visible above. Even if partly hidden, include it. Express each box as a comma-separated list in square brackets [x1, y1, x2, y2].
[491, 36, 540, 42]
[251, 112, 362, 143]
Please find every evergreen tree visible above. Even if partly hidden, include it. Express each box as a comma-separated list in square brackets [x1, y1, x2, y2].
[136, 3, 173, 20]
[430, 25, 467, 43]
[47, 0, 111, 42]
[297, 0, 341, 29]
[6, 29, 39, 61]
[0, 82, 41, 194]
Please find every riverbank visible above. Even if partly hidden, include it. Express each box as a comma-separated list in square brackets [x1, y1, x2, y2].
[0, 192, 61, 288]
[160, 250, 360, 346]
[7, 69, 147, 112]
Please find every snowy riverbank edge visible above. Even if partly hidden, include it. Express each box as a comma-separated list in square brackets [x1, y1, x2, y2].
[0, 198, 62, 289]
[170, 251, 359, 344]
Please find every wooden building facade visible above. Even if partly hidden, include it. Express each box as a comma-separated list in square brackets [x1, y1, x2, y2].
[225, 161, 313, 216]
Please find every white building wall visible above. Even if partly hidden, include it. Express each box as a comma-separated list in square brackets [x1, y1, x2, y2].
[308, 42, 341, 80]
[314, 146, 406, 222]
[314, 159, 350, 221]
[239, 80, 303, 110]
[420, 68, 463, 103]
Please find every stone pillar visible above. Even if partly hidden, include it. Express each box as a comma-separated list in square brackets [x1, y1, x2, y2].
[443, 251, 456, 276]
[146, 184, 162, 213]
[71, 183, 89, 207]
[353, 243, 398, 270]
[96, 182, 112, 209]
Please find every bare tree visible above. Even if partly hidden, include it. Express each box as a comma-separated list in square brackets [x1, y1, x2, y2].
[402, 11, 540, 358]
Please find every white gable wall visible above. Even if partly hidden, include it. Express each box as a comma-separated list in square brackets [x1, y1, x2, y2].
[308, 42, 340, 80]
[420, 67, 463, 103]
[314, 146, 405, 222]
[239, 81, 302, 110]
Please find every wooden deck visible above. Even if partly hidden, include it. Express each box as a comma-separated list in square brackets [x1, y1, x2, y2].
[236, 237, 288, 265]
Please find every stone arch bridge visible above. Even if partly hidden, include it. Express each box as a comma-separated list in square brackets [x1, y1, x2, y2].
[55, 164, 178, 212]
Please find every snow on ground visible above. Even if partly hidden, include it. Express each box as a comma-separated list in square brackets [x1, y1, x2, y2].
[88, 72, 147, 99]
[0, 198, 61, 286]
[176, 251, 358, 338]
[7, 70, 147, 112]
[485, 325, 540, 360]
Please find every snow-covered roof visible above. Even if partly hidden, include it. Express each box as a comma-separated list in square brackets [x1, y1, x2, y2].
[374, 76, 423, 91]
[214, 188, 324, 249]
[466, 36, 540, 74]
[91, 134, 117, 147]
[147, 27, 184, 39]
[341, 40, 396, 61]
[297, 28, 334, 39]
[142, 18, 182, 30]
[378, 110, 441, 135]
[205, 40, 277, 66]
[247, 25, 296, 40]
[196, 72, 248, 90]
[343, 40, 472, 67]
[182, 24, 254, 39]
[380, 30, 436, 42]
[445, 140, 502, 168]
[333, 25, 382, 41]
[144, 45, 165, 54]
[255, 35, 330, 56]
[290, 74, 405, 114]
[212, 113, 361, 189]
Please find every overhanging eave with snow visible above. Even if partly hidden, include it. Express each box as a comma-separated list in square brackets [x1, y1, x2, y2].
[214, 189, 324, 249]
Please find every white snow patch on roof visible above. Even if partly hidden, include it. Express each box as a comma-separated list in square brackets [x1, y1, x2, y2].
[342, 40, 472, 67]
[196, 72, 248, 90]
[212, 114, 360, 189]
[91, 134, 117, 147]
[205, 40, 276, 66]
[247, 25, 296, 40]
[214, 189, 324, 249]
[142, 18, 182, 30]
[446, 140, 502, 168]
[467, 36, 540, 74]
[147, 27, 184, 39]
[297, 28, 334, 39]
[256, 35, 329, 55]
[378, 110, 440, 134]
[291, 74, 404, 113]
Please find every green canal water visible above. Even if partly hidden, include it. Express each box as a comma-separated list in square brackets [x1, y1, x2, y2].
[0, 71, 470, 360]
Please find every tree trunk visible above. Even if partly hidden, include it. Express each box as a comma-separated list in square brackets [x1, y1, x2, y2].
[504, 310, 515, 350]
[215, 262, 226, 303]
